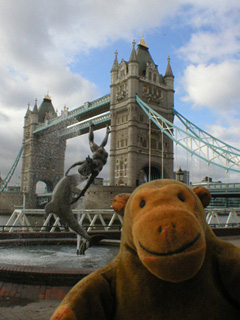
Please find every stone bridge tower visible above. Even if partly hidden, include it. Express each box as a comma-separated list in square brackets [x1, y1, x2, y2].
[109, 37, 174, 186]
[21, 94, 66, 199]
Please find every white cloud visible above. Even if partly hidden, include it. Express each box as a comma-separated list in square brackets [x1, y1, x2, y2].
[47, 0, 181, 56]
[178, 0, 240, 116]
[181, 62, 240, 113]
[0, 108, 24, 182]
[0, 0, 181, 65]
[0, 0, 185, 108]
[205, 122, 240, 150]
[179, 0, 240, 31]
[178, 30, 240, 64]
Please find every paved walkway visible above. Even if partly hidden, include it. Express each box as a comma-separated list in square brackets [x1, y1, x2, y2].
[0, 299, 59, 320]
[0, 282, 71, 320]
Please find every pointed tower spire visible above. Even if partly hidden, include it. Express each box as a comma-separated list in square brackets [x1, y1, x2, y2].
[33, 98, 38, 113]
[25, 103, 31, 117]
[165, 56, 174, 77]
[129, 39, 137, 62]
[111, 50, 119, 72]
[128, 39, 139, 78]
[164, 56, 174, 105]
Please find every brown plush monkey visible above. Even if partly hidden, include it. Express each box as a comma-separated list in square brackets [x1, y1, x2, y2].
[50, 179, 240, 320]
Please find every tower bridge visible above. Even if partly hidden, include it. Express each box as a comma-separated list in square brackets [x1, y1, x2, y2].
[19, 37, 175, 203]
[1, 37, 240, 211]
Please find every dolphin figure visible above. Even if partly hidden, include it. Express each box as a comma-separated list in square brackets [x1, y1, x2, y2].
[45, 174, 105, 252]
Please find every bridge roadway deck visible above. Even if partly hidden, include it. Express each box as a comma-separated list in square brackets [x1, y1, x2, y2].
[0, 233, 240, 319]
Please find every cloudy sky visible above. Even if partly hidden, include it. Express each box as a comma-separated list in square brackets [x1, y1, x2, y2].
[0, 0, 239, 187]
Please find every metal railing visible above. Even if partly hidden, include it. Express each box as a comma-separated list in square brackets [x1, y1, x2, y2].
[1, 207, 240, 233]
[2, 209, 123, 233]
[206, 208, 240, 228]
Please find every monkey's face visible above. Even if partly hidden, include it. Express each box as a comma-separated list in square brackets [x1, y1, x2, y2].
[112, 180, 211, 283]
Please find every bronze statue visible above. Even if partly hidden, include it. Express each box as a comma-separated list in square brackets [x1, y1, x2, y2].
[66, 122, 110, 204]
[45, 122, 110, 254]
[45, 174, 104, 253]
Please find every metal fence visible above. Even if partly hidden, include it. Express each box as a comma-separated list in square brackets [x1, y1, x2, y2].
[1, 209, 123, 233]
[1, 207, 240, 233]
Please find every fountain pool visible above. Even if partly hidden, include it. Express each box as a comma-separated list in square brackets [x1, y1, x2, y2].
[0, 239, 120, 286]
[0, 243, 119, 269]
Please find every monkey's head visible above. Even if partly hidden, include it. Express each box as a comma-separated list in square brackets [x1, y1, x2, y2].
[112, 179, 211, 283]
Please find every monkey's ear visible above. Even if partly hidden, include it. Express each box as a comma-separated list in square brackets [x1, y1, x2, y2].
[112, 193, 131, 216]
[192, 186, 211, 208]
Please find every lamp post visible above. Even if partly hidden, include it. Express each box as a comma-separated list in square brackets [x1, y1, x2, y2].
[176, 167, 184, 183]
[23, 191, 26, 209]
[148, 116, 151, 182]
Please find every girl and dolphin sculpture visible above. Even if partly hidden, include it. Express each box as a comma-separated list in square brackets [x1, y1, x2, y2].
[45, 122, 111, 254]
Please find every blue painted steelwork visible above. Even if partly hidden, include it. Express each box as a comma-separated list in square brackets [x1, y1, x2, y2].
[33, 94, 110, 135]
[136, 95, 240, 173]
[0, 146, 23, 192]
[173, 108, 240, 164]
[68, 94, 110, 119]
[59, 112, 111, 139]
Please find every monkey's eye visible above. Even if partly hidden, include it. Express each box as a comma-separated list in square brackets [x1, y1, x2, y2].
[140, 199, 146, 208]
[177, 193, 185, 202]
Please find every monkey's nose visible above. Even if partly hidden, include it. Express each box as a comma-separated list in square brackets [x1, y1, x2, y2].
[158, 223, 176, 234]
